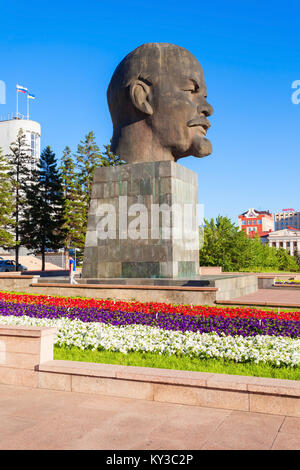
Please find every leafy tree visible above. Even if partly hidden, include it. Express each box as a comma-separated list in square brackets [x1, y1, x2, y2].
[200, 216, 300, 272]
[243, 236, 275, 271]
[6, 129, 33, 269]
[275, 247, 299, 272]
[199, 216, 249, 271]
[0, 148, 14, 248]
[20, 146, 65, 271]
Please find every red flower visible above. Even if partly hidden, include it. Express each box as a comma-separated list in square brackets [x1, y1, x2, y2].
[0, 291, 299, 322]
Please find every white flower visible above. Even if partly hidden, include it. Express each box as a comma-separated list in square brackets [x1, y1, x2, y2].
[0, 314, 299, 367]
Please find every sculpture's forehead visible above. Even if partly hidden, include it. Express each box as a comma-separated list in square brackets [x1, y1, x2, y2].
[137, 47, 205, 86]
[165, 53, 203, 73]
[158, 52, 206, 90]
[137, 47, 203, 72]
[166, 55, 204, 79]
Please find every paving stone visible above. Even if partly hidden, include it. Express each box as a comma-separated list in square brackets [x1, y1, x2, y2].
[0, 384, 299, 450]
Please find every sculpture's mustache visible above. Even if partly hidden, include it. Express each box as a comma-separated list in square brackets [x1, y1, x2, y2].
[187, 116, 210, 132]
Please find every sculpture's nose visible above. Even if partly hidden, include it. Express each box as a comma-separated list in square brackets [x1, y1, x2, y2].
[198, 99, 213, 117]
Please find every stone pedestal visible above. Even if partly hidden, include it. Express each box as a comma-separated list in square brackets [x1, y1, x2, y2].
[82, 161, 199, 279]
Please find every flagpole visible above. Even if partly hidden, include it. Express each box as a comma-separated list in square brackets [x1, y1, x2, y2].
[16, 86, 18, 119]
[27, 93, 29, 120]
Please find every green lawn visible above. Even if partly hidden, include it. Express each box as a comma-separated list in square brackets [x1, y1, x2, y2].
[54, 345, 300, 381]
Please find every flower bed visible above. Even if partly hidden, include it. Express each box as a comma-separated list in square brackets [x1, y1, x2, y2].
[0, 300, 299, 338]
[0, 291, 300, 321]
[275, 280, 300, 286]
[0, 314, 299, 367]
[0, 291, 299, 367]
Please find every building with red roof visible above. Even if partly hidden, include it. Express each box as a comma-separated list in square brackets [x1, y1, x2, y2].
[238, 208, 274, 238]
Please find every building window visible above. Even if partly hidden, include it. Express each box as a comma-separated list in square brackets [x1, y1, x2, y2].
[31, 133, 39, 159]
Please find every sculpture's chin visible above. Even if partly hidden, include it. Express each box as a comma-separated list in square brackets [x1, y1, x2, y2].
[191, 135, 212, 158]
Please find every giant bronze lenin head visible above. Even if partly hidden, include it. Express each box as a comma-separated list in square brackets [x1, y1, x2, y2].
[107, 43, 213, 164]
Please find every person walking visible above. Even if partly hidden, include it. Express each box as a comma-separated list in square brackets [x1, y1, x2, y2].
[69, 256, 77, 284]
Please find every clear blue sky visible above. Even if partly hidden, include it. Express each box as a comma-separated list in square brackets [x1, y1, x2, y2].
[1, 0, 299, 223]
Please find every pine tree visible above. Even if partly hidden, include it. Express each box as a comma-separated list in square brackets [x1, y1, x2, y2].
[75, 131, 106, 207]
[20, 146, 65, 271]
[59, 146, 86, 268]
[66, 134, 125, 265]
[0, 147, 15, 248]
[101, 141, 125, 167]
[73, 132, 107, 251]
[6, 128, 33, 269]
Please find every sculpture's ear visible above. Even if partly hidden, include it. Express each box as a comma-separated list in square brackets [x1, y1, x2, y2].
[129, 79, 153, 116]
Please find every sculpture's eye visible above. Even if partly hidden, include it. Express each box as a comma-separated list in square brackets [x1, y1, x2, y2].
[183, 80, 199, 94]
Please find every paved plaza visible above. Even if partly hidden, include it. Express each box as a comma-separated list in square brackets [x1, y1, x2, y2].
[0, 383, 299, 450]
[220, 288, 300, 308]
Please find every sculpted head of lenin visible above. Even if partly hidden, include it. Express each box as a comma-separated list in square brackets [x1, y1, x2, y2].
[107, 43, 213, 164]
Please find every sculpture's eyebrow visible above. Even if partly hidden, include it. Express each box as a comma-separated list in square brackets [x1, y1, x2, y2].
[182, 76, 207, 96]
[192, 78, 208, 96]
[189, 78, 199, 90]
[181, 76, 199, 86]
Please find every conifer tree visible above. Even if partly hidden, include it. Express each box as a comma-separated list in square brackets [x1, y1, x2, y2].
[0, 147, 14, 248]
[101, 141, 125, 167]
[20, 146, 65, 271]
[6, 128, 33, 269]
[74, 132, 108, 252]
[60, 146, 86, 268]
[75, 131, 106, 207]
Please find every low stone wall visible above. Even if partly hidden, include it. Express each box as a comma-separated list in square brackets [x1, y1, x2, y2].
[0, 325, 299, 417]
[30, 283, 218, 306]
[0, 325, 56, 388]
[22, 270, 69, 277]
[212, 275, 258, 301]
[258, 277, 275, 289]
[199, 266, 222, 275]
[37, 360, 300, 417]
[0, 274, 260, 305]
[35, 254, 65, 269]
[226, 271, 300, 280]
[0, 275, 39, 292]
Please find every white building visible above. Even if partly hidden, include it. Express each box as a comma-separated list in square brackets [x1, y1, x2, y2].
[0, 117, 41, 257]
[268, 229, 300, 257]
[0, 117, 41, 168]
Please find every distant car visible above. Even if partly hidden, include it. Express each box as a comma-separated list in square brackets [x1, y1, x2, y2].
[0, 260, 28, 272]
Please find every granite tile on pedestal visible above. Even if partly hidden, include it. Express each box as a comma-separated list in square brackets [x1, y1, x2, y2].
[82, 161, 199, 279]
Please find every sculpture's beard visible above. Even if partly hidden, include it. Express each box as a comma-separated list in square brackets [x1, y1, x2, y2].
[189, 134, 212, 159]
[172, 125, 212, 160]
